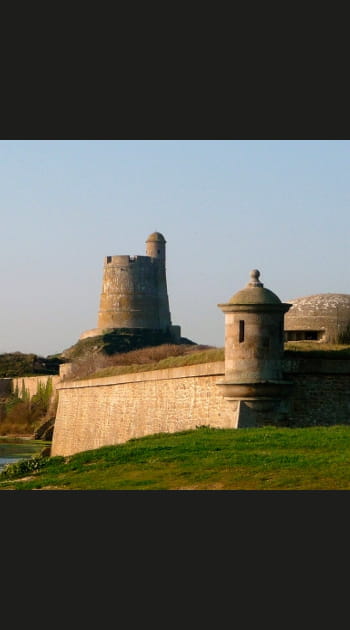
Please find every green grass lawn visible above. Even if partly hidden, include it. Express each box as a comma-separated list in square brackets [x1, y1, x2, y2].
[1, 425, 350, 490]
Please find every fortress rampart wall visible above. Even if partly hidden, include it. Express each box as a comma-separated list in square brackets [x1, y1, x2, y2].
[51, 358, 350, 457]
[11, 374, 60, 399]
[51, 362, 234, 456]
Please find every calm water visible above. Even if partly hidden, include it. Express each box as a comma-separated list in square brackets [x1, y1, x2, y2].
[0, 439, 44, 473]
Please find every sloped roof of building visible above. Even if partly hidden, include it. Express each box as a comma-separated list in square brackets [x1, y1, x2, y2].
[286, 293, 350, 315]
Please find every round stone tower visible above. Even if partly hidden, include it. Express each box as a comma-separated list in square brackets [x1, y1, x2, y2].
[217, 270, 292, 427]
[96, 232, 172, 332]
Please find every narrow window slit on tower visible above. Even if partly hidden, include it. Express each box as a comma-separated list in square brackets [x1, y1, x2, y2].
[239, 320, 245, 342]
[107, 256, 112, 263]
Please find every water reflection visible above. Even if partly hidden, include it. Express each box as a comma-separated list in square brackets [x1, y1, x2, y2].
[0, 439, 45, 472]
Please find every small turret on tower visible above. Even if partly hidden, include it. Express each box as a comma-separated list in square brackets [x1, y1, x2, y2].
[145, 231, 166, 264]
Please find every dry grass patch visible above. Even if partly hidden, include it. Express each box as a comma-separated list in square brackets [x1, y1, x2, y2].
[67, 343, 223, 380]
[63, 340, 350, 381]
[284, 341, 350, 357]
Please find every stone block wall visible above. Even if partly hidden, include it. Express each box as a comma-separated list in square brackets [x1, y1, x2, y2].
[51, 358, 350, 457]
[11, 375, 60, 400]
[283, 358, 350, 426]
[51, 362, 237, 456]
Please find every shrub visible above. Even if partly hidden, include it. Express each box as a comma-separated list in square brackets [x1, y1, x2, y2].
[0, 455, 50, 478]
[0, 352, 62, 377]
[0, 421, 33, 435]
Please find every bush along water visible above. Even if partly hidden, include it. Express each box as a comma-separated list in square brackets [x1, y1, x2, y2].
[0, 455, 51, 479]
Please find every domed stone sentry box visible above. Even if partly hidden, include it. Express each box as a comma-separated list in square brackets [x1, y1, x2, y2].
[217, 270, 293, 428]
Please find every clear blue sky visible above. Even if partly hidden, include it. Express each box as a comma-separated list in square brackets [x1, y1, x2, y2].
[0, 139, 349, 357]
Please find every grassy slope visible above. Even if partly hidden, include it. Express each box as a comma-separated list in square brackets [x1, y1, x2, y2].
[87, 347, 224, 379]
[61, 329, 196, 360]
[284, 341, 350, 357]
[70, 342, 350, 381]
[1, 425, 350, 490]
[2, 341, 350, 380]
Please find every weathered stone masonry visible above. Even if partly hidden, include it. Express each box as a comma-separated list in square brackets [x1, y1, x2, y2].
[283, 358, 350, 427]
[11, 375, 60, 399]
[51, 362, 236, 456]
[0, 375, 60, 399]
[80, 231, 181, 341]
[51, 358, 350, 457]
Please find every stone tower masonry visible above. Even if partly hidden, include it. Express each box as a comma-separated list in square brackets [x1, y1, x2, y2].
[80, 232, 181, 340]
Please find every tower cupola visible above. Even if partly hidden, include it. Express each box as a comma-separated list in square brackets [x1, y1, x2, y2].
[146, 232, 166, 263]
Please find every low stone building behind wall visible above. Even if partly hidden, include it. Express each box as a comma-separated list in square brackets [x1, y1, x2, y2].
[284, 294, 350, 343]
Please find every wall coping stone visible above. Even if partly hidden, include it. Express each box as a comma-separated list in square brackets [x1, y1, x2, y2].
[57, 361, 226, 390]
[56, 357, 350, 390]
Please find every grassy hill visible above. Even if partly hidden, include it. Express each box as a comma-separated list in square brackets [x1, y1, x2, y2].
[2, 425, 350, 490]
[61, 328, 197, 361]
[63, 341, 350, 381]
[0, 329, 197, 379]
[3, 339, 350, 381]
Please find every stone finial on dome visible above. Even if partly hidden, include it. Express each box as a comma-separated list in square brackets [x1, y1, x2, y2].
[219, 269, 285, 307]
[246, 269, 263, 288]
